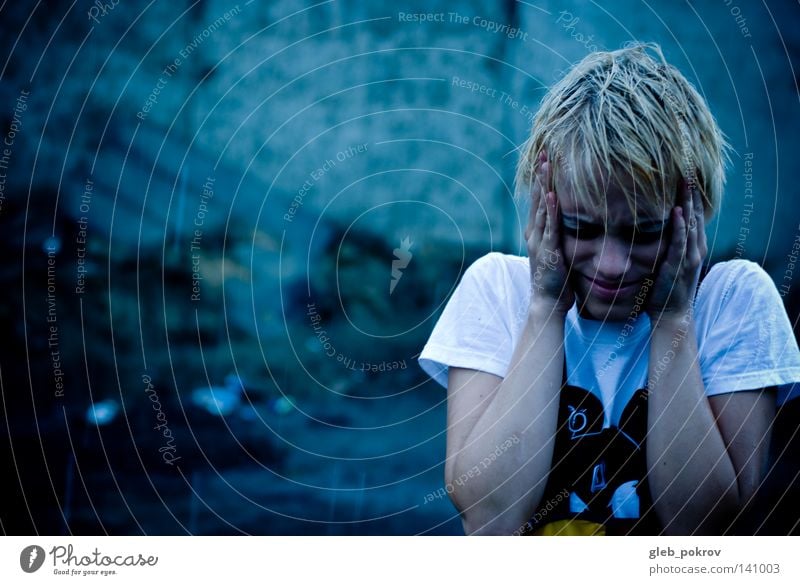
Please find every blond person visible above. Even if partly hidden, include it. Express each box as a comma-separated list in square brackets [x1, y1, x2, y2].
[420, 43, 800, 535]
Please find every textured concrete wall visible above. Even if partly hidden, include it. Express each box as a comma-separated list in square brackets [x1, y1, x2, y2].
[1, 1, 797, 272]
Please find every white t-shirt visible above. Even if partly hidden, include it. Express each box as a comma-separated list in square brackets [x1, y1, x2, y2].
[420, 252, 800, 410]
[419, 252, 800, 527]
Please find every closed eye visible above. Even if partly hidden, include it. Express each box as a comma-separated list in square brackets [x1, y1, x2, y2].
[562, 217, 669, 243]
[628, 221, 669, 244]
[630, 228, 666, 244]
[561, 220, 603, 240]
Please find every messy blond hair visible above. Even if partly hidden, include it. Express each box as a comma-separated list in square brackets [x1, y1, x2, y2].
[516, 42, 730, 223]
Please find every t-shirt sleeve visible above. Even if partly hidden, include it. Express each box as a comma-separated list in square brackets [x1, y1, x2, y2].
[418, 253, 517, 389]
[699, 260, 800, 399]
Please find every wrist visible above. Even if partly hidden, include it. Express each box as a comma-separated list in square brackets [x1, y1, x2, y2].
[650, 311, 695, 344]
[529, 297, 570, 322]
[650, 305, 693, 329]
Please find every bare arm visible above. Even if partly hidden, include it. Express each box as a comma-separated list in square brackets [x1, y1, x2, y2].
[643, 177, 775, 534]
[447, 303, 565, 535]
[646, 313, 737, 534]
[708, 388, 775, 508]
[445, 151, 573, 535]
[646, 313, 775, 534]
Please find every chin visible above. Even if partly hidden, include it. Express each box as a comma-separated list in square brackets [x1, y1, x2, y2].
[578, 296, 636, 321]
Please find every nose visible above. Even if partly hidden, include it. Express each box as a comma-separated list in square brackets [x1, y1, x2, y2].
[591, 235, 632, 282]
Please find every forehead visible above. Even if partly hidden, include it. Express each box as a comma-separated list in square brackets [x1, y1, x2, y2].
[555, 170, 669, 224]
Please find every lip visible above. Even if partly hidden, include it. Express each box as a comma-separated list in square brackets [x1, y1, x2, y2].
[584, 275, 639, 301]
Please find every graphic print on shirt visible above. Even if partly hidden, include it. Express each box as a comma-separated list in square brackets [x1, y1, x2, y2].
[548, 382, 651, 526]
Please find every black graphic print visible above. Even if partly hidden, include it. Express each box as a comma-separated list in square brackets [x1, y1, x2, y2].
[522, 367, 661, 535]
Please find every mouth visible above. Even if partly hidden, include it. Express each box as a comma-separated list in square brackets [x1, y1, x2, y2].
[583, 275, 640, 301]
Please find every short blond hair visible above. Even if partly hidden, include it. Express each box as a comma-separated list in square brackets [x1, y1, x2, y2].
[516, 42, 730, 223]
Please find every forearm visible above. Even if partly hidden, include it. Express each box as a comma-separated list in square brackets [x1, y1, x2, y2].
[646, 311, 739, 534]
[452, 302, 565, 535]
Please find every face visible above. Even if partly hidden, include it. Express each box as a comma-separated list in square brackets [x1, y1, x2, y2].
[557, 174, 672, 321]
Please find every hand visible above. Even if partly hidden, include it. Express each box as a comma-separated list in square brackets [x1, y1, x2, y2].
[645, 175, 708, 322]
[524, 151, 574, 315]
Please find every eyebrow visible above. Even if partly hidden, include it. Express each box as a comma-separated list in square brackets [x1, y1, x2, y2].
[635, 219, 669, 230]
[562, 215, 598, 224]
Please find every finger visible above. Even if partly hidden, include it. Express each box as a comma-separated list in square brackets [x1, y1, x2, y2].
[524, 175, 540, 241]
[534, 159, 548, 197]
[689, 181, 708, 259]
[690, 175, 704, 218]
[670, 206, 688, 266]
[677, 178, 700, 265]
[536, 189, 548, 232]
[527, 151, 551, 243]
[697, 215, 708, 259]
[681, 177, 693, 226]
[544, 192, 552, 239]
[687, 201, 707, 265]
[545, 191, 559, 240]
[527, 185, 547, 247]
[524, 198, 533, 242]
[686, 202, 698, 262]
[544, 191, 564, 266]
[541, 159, 552, 195]
[544, 192, 568, 280]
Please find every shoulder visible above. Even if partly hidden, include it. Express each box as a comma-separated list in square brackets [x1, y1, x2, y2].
[695, 258, 785, 355]
[466, 251, 528, 277]
[698, 259, 776, 308]
[701, 258, 771, 288]
[462, 251, 530, 301]
[694, 259, 800, 399]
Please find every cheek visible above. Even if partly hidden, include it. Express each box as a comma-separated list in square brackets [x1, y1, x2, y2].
[630, 241, 667, 267]
[561, 236, 578, 266]
[562, 235, 594, 265]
